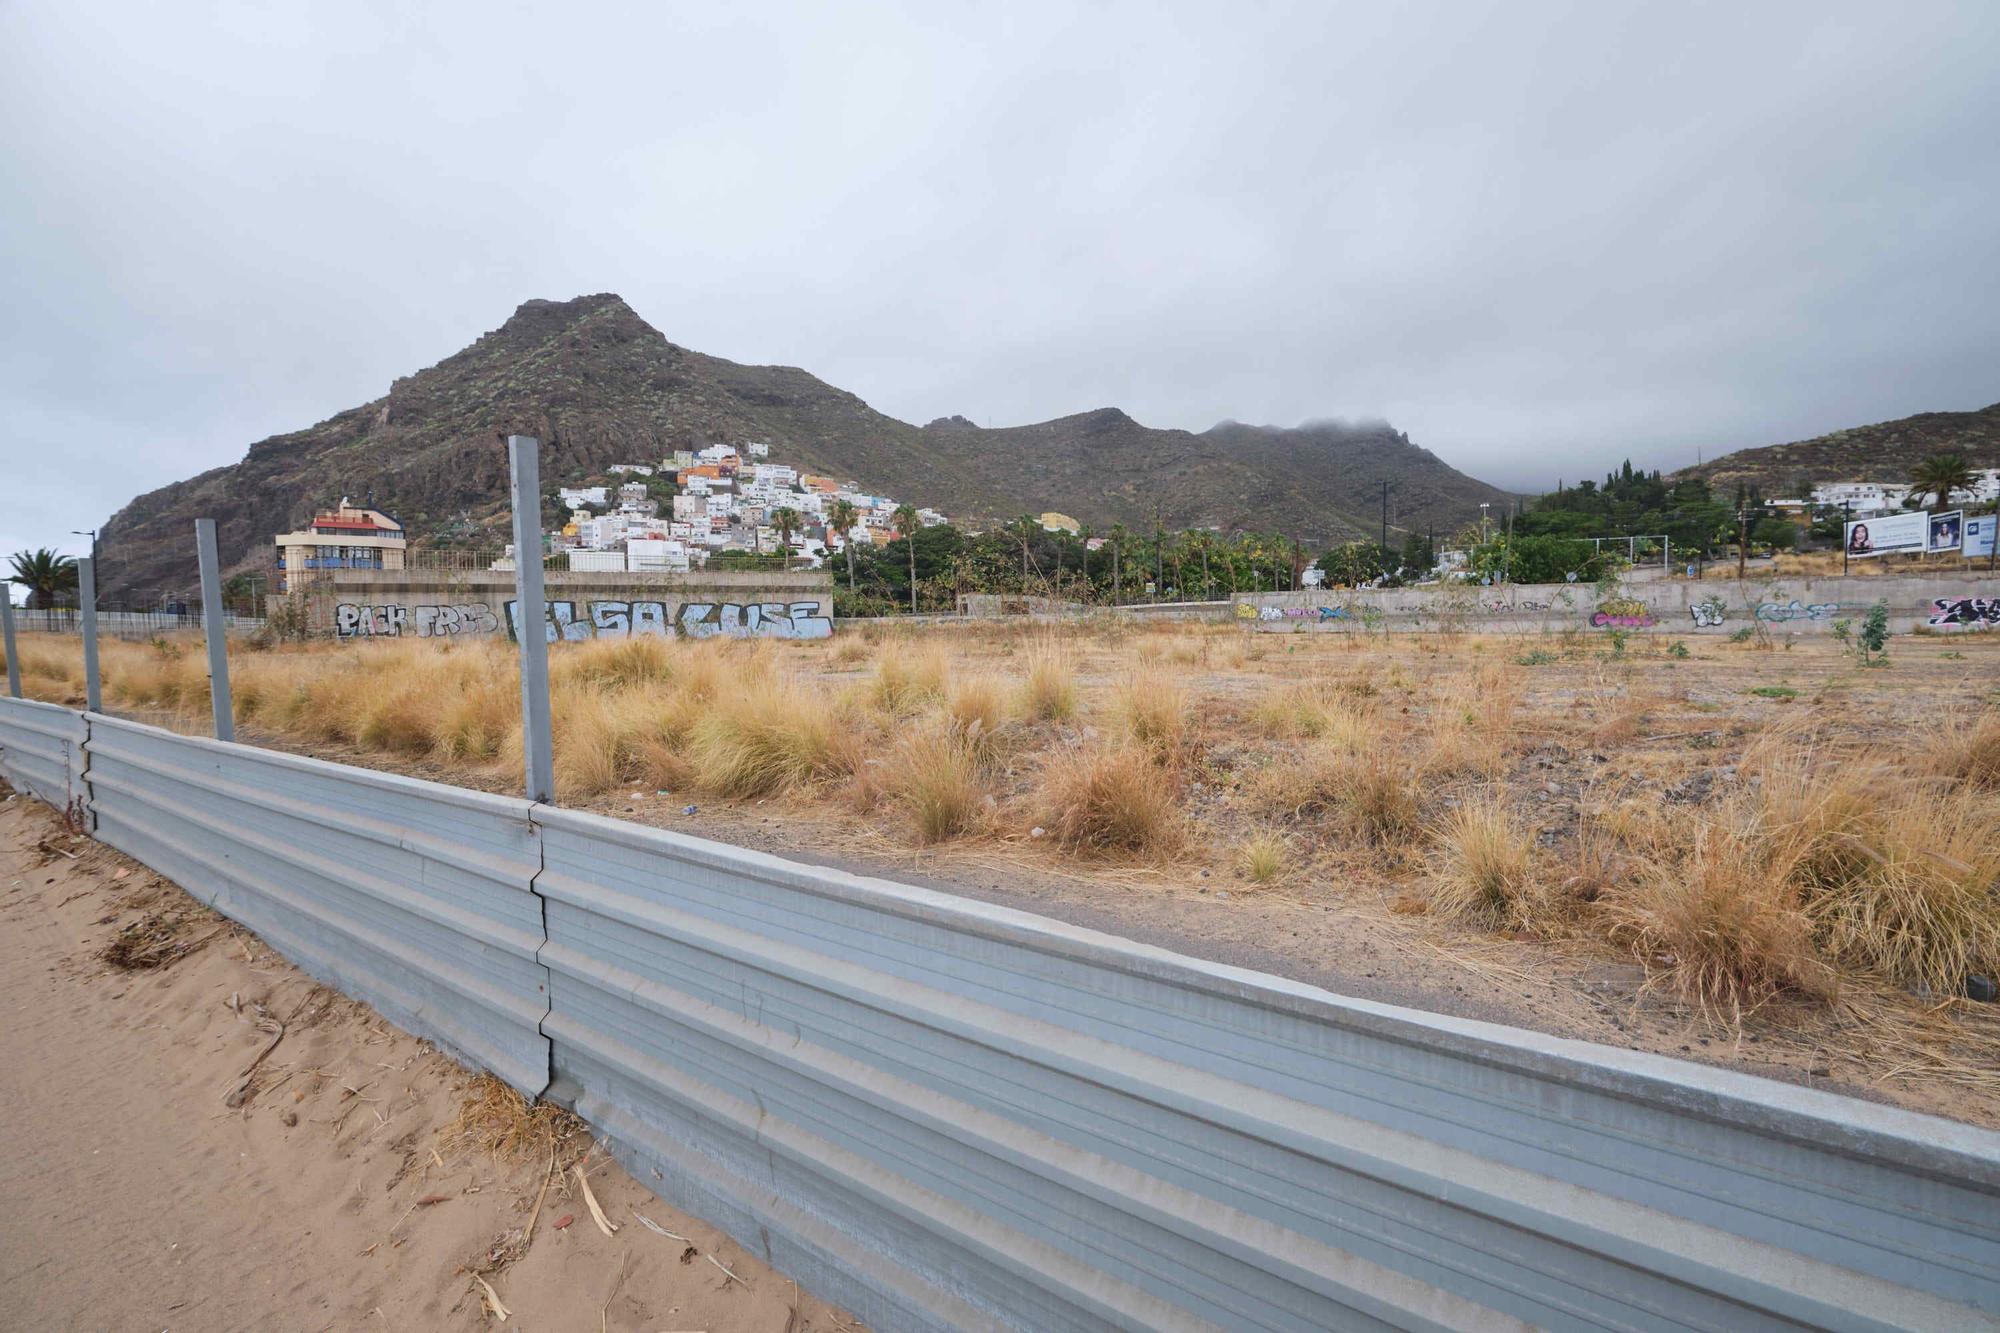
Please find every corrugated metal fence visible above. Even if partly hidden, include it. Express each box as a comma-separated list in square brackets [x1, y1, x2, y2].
[0, 695, 88, 813]
[3, 695, 1997, 1331]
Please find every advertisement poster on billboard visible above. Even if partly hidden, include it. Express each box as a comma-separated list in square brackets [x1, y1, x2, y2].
[1965, 514, 1997, 560]
[1844, 511, 1928, 558]
[1927, 510, 1964, 554]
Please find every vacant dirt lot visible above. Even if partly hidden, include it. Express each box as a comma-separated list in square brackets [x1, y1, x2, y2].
[7, 616, 1999, 1128]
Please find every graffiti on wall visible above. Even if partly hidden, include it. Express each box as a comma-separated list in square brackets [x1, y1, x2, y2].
[1239, 604, 1353, 623]
[1756, 600, 1840, 623]
[1928, 596, 2000, 628]
[503, 599, 833, 642]
[1690, 598, 1728, 628]
[1589, 597, 1656, 628]
[336, 603, 500, 639]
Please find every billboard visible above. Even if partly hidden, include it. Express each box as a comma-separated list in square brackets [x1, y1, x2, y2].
[1844, 511, 1927, 558]
[1927, 511, 1964, 554]
[1963, 514, 1996, 560]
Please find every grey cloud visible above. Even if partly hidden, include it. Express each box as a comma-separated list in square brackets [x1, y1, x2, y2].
[3, 0, 1996, 572]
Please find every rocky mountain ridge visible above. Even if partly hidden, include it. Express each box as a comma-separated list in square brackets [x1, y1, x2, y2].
[96, 294, 1511, 599]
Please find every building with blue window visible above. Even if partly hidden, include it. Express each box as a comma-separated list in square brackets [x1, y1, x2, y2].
[274, 499, 406, 593]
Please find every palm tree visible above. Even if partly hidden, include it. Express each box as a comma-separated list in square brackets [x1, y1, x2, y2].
[1189, 529, 1212, 600]
[1010, 515, 1038, 585]
[1907, 453, 1977, 510]
[9, 548, 77, 610]
[770, 507, 800, 570]
[1107, 522, 1129, 605]
[827, 498, 860, 594]
[893, 503, 921, 614]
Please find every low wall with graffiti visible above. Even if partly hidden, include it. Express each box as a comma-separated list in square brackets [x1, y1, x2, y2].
[277, 569, 835, 643]
[1235, 574, 2000, 636]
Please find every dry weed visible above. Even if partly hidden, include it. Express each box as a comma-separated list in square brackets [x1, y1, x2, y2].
[891, 720, 986, 844]
[1598, 808, 1833, 1021]
[1115, 670, 1194, 763]
[1039, 744, 1182, 857]
[1018, 635, 1079, 722]
[1238, 829, 1287, 884]
[442, 1073, 584, 1162]
[1429, 795, 1535, 926]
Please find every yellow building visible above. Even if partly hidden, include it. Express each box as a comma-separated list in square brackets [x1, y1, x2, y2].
[274, 498, 406, 592]
[1039, 511, 1080, 535]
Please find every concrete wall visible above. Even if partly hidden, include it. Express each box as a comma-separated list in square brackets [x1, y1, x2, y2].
[1234, 573, 2000, 636]
[274, 568, 835, 641]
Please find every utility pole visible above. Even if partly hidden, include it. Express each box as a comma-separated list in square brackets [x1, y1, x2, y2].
[1737, 503, 1748, 580]
[1842, 502, 1852, 575]
[1379, 481, 1390, 555]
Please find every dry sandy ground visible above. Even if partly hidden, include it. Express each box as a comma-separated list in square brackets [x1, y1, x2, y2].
[0, 793, 857, 1333]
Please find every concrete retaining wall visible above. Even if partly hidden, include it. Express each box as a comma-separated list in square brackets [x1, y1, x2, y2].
[275, 568, 835, 641]
[1235, 573, 2000, 636]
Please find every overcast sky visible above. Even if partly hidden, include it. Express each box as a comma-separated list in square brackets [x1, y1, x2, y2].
[4, 1, 1997, 581]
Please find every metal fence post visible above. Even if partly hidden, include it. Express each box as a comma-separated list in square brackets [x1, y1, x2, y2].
[78, 557, 101, 713]
[507, 435, 554, 804]
[195, 519, 234, 741]
[0, 587, 18, 697]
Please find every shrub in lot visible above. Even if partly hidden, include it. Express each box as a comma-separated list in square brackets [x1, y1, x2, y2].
[892, 720, 986, 845]
[1428, 795, 1535, 926]
[1017, 635, 1079, 722]
[1039, 743, 1182, 857]
[1599, 808, 1832, 1021]
[1238, 829, 1286, 883]
[1116, 670, 1194, 763]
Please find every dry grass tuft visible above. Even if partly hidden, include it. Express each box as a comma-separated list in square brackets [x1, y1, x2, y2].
[1115, 670, 1194, 763]
[942, 673, 1011, 759]
[1039, 744, 1182, 857]
[1598, 809, 1833, 1021]
[1249, 682, 1375, 751]
[430, 658, 520, 763]
[1419, 705, 1503, 780]
[891, 720, 986, 844]
[1238, 829, 1287, 883]
[441, 1073, 584, 1162]
[549, 682, 647, 798]
[873, 646, 949, 714]
[556, 635, 676, 690]
[1252, 744, 1419, 843]
[1429, 795, 1536, 926]
[1751, 752, 2000, 997]
[1018, 635, 1079, 722]
[686, 678, 858, 798]
[1928, 707, 2000, 790]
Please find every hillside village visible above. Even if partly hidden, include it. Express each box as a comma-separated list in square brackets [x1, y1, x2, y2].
[540, 441, 948, 574]
[1796, 471, 2000, 515]
[258, 448, 2000, 607]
